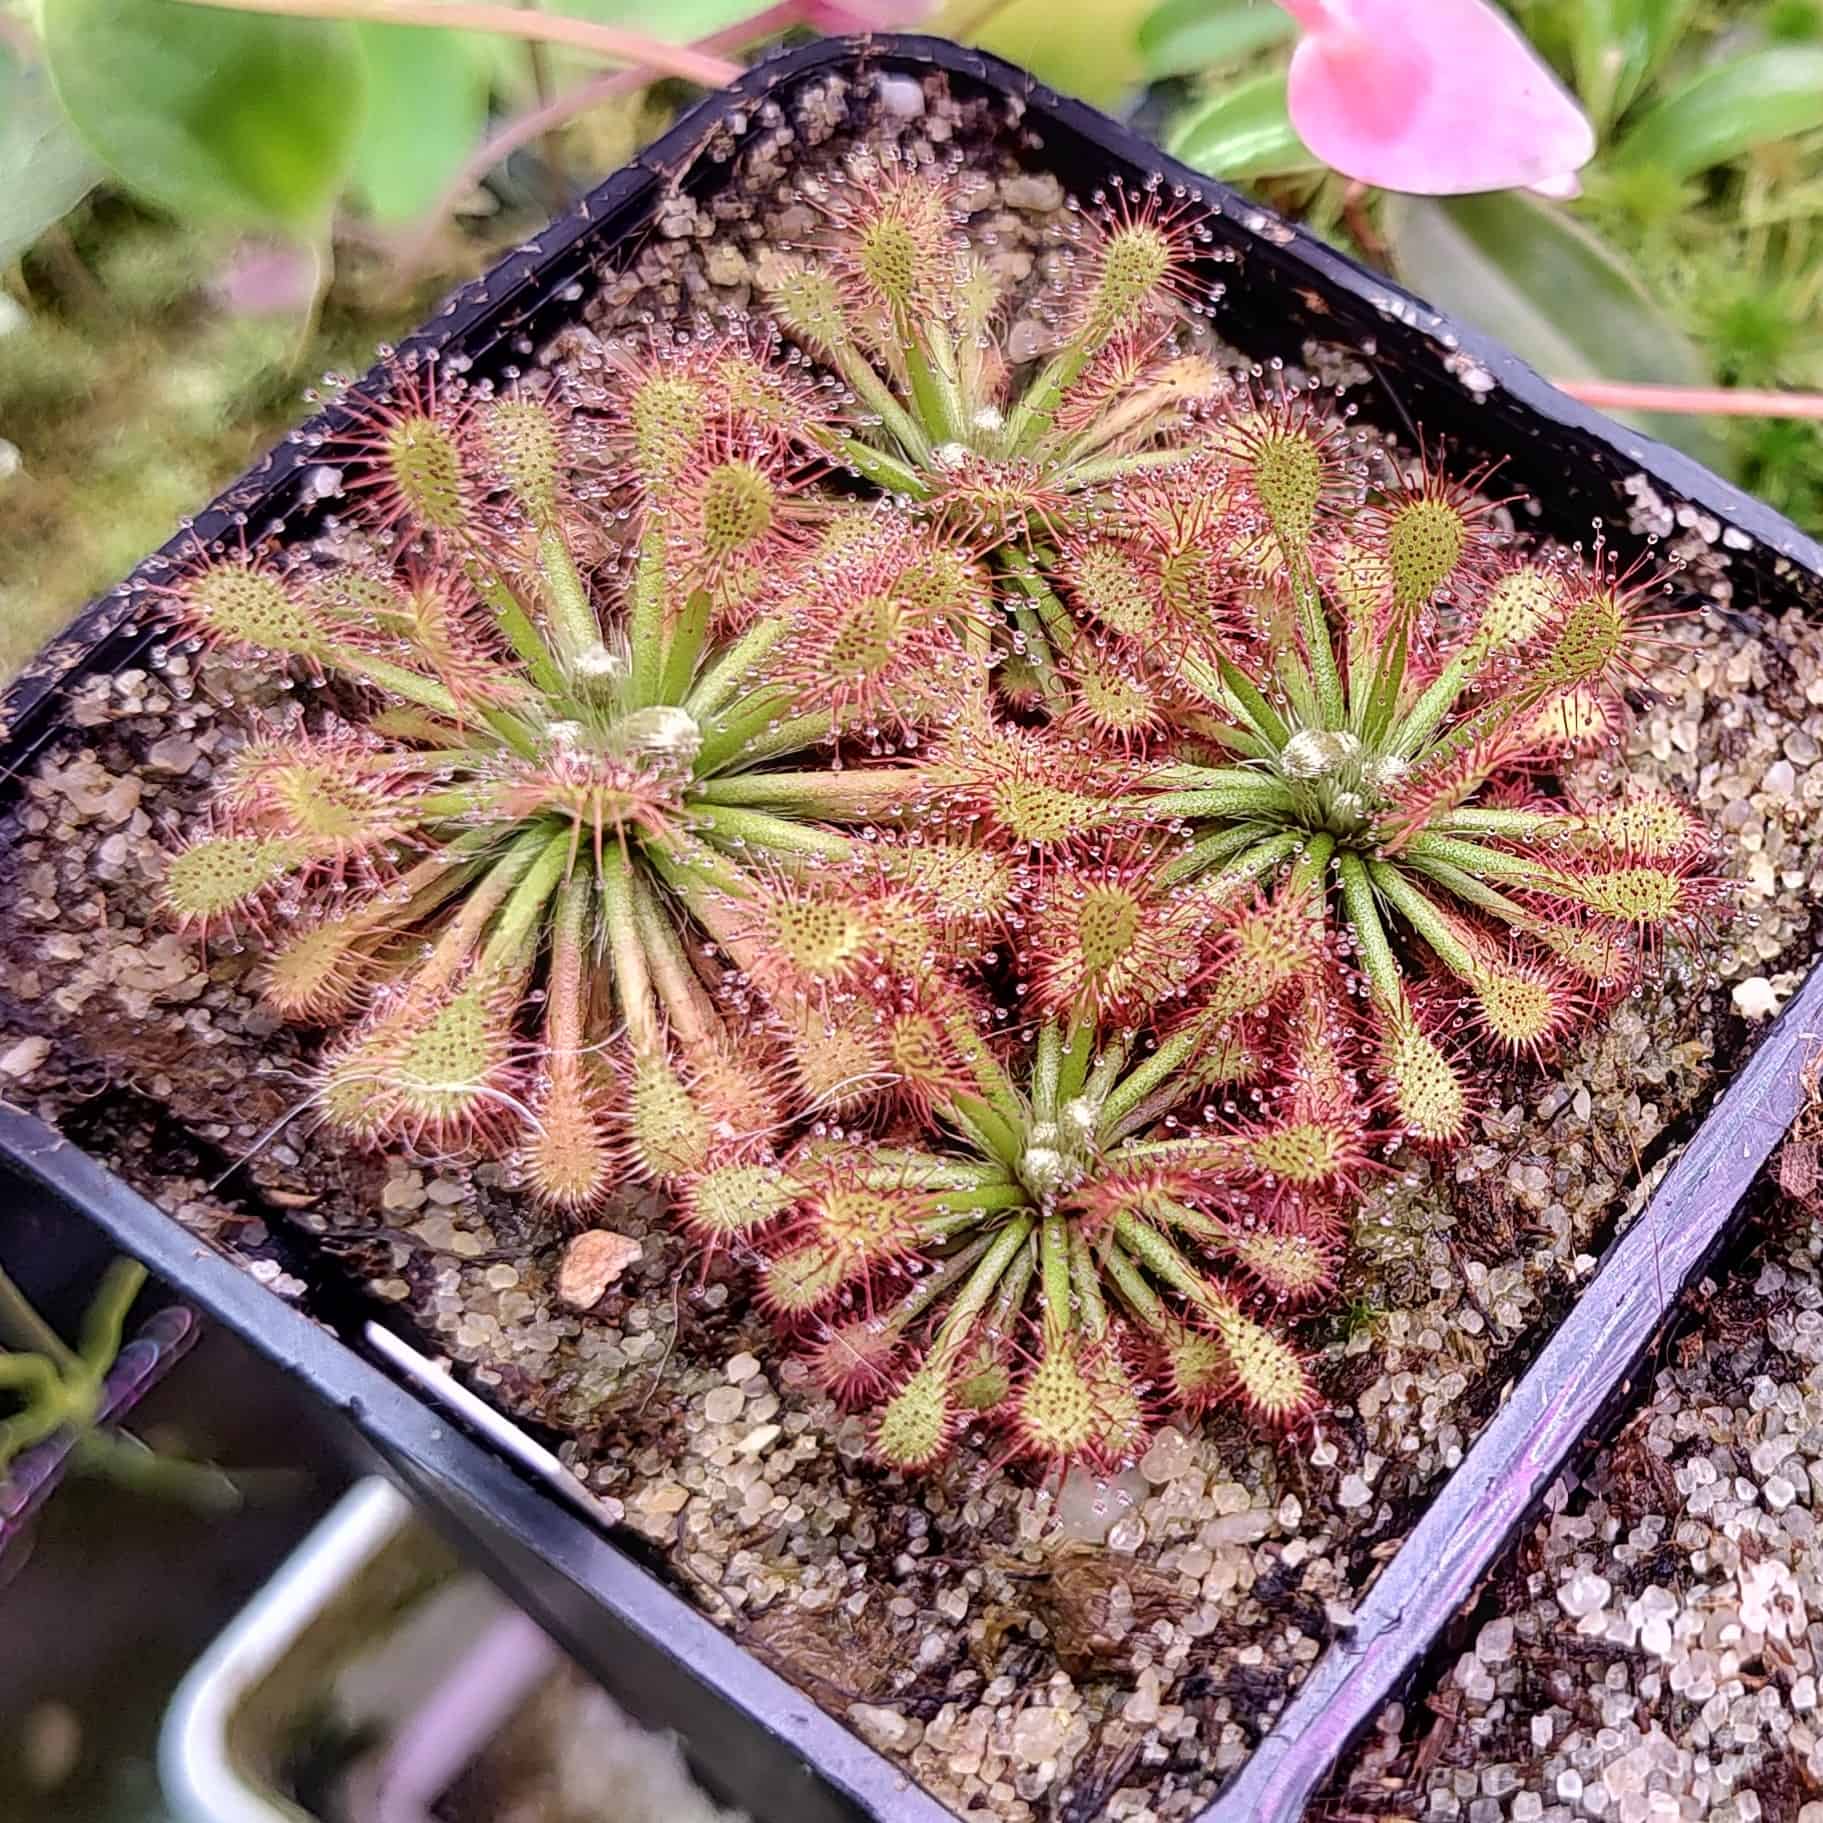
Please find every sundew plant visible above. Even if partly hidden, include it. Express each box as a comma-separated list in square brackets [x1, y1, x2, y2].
[162, 352, 996, 1211]
[158, 159, 1720, 1472]
[1077, 423, 1724, 1144]
[683, 893, 1367, 1468]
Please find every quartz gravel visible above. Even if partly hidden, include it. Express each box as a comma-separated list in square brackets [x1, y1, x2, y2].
[1331, 1200, 1823, 1823]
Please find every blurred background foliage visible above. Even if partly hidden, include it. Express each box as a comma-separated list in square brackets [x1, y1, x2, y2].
[1136, 0, 1823, 504]
[1, 0, 1820, 680]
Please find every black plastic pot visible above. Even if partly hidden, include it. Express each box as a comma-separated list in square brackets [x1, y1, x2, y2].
[3, 32, 1821, 1823]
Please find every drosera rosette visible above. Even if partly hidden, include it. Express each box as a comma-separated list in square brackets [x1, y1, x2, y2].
[158, 362, 999, 1212]
[650, 706, 1165, 1115]
[650, 837, 1025, 1123]
[1076, 391, 1728, 1143]
[675, 887, 1371, 1473]
[758, 158, 1229, 714]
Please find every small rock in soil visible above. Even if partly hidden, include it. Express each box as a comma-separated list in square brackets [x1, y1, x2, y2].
[556, 1230, 642, 1310]
[0, 1035, 50, 1080]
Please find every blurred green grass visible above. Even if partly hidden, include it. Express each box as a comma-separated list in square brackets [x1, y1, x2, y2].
[0, 212, 464, 679]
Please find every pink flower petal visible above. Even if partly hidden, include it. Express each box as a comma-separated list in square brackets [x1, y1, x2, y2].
[1527, 169, 1584, 200]
[1280, 0, 1595, 196]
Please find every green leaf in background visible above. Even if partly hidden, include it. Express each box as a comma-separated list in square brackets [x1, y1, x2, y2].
[1615, 47, 1823, 179]
[42, 0, 368, 237]
[1382, 189, 1736, 476]
[1166, 71, 1322, 184]
[1505, 0, 1575, 87]
[0, 49, 104, 267]
[1569, 0, 1698, 135]
[560, 0, 772, 41]
[1768, 0, 1823, 39]
[939, 0, 1155, 109]
[349, 24, 489, 224]
[1137, 0, 1296, 82]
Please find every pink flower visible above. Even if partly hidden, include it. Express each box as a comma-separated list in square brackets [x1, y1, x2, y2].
[1276, 0, 1595, 197]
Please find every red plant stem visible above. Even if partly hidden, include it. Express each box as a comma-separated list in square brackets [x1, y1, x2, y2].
[1553, 378, 1823, 420]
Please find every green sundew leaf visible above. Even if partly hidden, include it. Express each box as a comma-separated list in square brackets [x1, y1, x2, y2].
[42, 0, 368, 236]
[1615, 47, 1823, 179]
[1382, 189, 1736, 477]
[1166, 71, 1322, 183]
[348, 24, 489, 224]
[0, 49, 104, 266]
[1504, 0, 1576, 84]
[1137, 0, 1296, 81]
[1569, 0, 1699, 135]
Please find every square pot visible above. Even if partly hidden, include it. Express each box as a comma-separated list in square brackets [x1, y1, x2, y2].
[4, 33, 1821, 1823]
